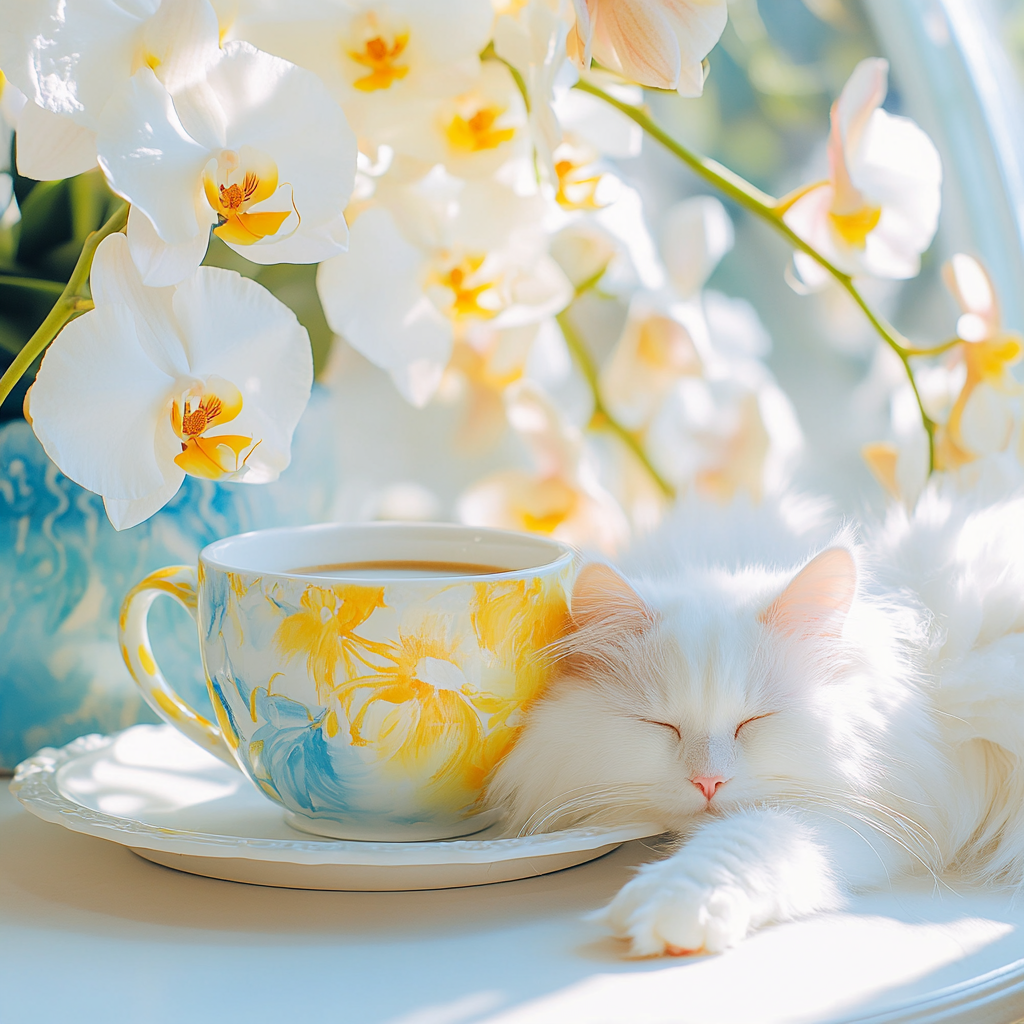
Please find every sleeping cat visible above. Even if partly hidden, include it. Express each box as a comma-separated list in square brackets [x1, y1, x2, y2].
[487, 489, 1024, 956]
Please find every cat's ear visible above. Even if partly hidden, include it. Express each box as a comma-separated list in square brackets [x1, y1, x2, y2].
[759, 547, 856, 639]
[571, 563, 653, 631]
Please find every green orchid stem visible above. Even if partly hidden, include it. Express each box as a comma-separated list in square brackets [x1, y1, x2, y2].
[0, 202, 128, 411]
[903, 338, 962, 358]
[574, 78, 938, 474]
[556, 307, 676, 500]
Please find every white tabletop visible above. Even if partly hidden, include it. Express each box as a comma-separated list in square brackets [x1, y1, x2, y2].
[3, 785, 1024, 1024]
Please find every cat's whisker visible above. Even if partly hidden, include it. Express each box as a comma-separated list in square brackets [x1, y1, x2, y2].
[513, 782, 659, 838]
[792, 790, 947, 886]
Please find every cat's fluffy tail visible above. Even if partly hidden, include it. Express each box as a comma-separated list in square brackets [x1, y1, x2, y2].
[874, 487, 1024, 885]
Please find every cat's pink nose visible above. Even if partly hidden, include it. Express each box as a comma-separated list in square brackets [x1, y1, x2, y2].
[691, 775, 725, 801]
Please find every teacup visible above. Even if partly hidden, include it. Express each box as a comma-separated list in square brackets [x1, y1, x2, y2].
[119, 522, 574, 840]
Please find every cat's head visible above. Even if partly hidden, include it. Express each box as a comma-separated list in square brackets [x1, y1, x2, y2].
[488, 547, 863, 834]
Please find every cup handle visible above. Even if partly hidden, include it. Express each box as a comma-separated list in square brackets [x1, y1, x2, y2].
[119, 565, 238, 768]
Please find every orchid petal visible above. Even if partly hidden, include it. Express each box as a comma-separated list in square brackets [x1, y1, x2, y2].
[959, 381, 1016, 456]
[662, 195, 734, 298]
[595, 182, 664, 290]
[104, 471, 185, 532]
[849, 111, 941, 256]
[593, 0, 680, 91]
[29, 302, 178, 501]
[229, 211, 351, 266]
[127, 205, 212, 287]
[140, 0, 222, 95]
[506, 380, 580, 479]
[945, 254, 996, 320]
[1, 0, 141, 128]
[658, 0, 728, 96]
[1, 0, 222, 131]
[90, 232, 189, 377]
[568, 0, 594, 68]
[171, 266, 314, 482]
[98, 68, 211, 245]
[834, 58, 888, 162]
[15, 102, 98, 180]
[317, 206, 452, 407]
[827, 59, 887, 215]
[553, 89, 642, 158]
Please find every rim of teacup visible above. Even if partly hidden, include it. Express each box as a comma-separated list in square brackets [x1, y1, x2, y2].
[200, 521, 576, 582]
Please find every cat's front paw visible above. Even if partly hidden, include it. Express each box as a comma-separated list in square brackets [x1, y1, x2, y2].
[596, 859, 753, 957]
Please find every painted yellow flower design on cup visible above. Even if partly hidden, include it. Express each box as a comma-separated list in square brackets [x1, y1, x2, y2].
[274, 584, 389, 701]
[336, 620, 488, 807]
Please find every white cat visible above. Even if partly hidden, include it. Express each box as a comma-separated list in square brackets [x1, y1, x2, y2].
[487, 491, 1024, 956]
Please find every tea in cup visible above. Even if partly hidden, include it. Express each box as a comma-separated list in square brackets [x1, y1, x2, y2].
[119, 522, 574, 841]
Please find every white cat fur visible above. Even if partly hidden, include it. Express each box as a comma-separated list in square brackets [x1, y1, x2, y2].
[486, 491, 1024, 955]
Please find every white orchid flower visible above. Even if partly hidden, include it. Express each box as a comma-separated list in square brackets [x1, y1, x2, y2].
[627, 292, 800, 501]
[568, 0, 727, 96]
[866, 256, 1024, 503]
[457, 380, 629, 554]
[0, 0, 223, 179]
[27, 233, 313, 530]
[228, 0, 495, 145]
[379, 61, 531, 180]
[549, 177, 663, 296]
[601, 297, 703, 430]
[783, 58, 942, 285]
[96, 40, 357, 285]
[544, 80, 641, 207]
[317, 178, 572, 406]
[934, 255, 1023, 470]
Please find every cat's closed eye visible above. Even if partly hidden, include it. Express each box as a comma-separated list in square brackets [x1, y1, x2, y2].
[638, 718, 682, 741]
[735, 712, 776, 739]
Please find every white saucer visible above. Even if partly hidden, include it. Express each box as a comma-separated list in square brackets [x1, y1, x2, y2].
[9, 724, 663, 891]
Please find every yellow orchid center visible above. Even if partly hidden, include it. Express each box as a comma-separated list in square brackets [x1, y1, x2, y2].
[636, 316, 701, 374]
[861, 442, 902, 500]
[171, 379, 256, 480]
[517, 477, 578, 535]
[828, 204, 882, 249]
[433, 255, 502, 321]
[445, 103, 516, 154]
[180, 394, 222, 437]
[203, 148, 291, 247]
[966, 335, 1023, 383]
[349, 32, 410, 92]
[554, 158, 605, 211]
[131, 48, 162, 75]
[936, 333, 1022, 468]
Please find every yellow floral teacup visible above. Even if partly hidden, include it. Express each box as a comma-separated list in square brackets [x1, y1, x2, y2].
[119, 522, 574, 840]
